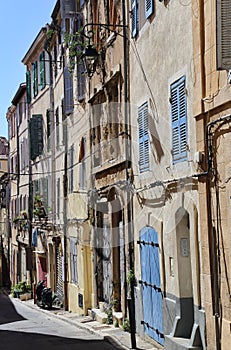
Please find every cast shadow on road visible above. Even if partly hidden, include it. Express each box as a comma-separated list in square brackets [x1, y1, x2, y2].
[0, 292, 26, 325]
[0, 330, 118, 350]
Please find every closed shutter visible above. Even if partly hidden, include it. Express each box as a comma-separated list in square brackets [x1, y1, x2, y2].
[216, 0, 231, 70]
[70, 237, 78, 284]
[138, 102, 149, 172]
[26, 70, 31, 104]
[39, 51, 46, 90]
[77, 60, 86, 101]
[132, 0, 138, 38]
[145, 0, 154, 19]
[60, 0, 76, 17]
[29, 115, 44, 160]
[68, 145, 74, 193]
[170, 76, 187, 163]
[56, 244, 63, 298]
[46, 109, 51, 151]
[32, 61, 38, 97]
[56, 107, 60, 148]
[64, 65, 74, 115]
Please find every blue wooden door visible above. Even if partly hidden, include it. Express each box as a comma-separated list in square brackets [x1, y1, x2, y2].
[139, 227, 164, 345]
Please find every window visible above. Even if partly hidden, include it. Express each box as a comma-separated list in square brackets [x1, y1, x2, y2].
[29, 115, 44, 160]
[138, 102, 149, 172]
[170, 76, 187, 163]
[132, 0, 154, 37]
[132, 0, 138, 38]
[68, 144, 74, 193]
[55, 107, 60, 149]
[57, 178, 60, 219]
[32, 61, 38, 97]
[216, 0, 231, 70]
[70, 237, 78, 284]
[39, 51, 46, 90]
[77, 59, 85, 101]
[64, 65, 74, 115]
[79, 137, 86, 189]
[46, 109, 51, 151]
[26, 70, 31, 104]
[145, 0, 154, 19]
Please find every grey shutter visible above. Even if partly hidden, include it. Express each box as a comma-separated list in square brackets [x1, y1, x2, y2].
[145, 0, 154, 19]
[70, 237, 78, 284]
[171, 76, 187, 163]
[60, 0, 76, 17]
[138, 102, 149, 172]
[132, 0, 138, 38]
[64, 66, 74, 115]
[216, 0, 231, 70]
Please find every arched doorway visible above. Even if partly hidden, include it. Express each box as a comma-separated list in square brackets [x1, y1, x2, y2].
[175, 208, 194, 337]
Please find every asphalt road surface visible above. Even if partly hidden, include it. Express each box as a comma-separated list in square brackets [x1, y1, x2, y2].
[0, 291, 118, 350]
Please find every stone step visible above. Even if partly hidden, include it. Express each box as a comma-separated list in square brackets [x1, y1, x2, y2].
[165, 335, 202, 350]
[89, 308, 107, 324]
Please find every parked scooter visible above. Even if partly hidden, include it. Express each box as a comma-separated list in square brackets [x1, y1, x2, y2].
[36, 280, 53, 309]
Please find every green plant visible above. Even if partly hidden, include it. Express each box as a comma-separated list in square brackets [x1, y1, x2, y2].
[127, 269, 136, 286]
[11, 281, 31, 297]
[122, 318, 130, 333]
[63, 29, 87, 74]
[105, 307, 113, 324]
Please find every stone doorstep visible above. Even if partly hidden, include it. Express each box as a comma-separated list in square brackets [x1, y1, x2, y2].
[112, 311, 123, 326]
[89, 308, 107, 324]
[88, 308, 124, 327]
[165, 335, 202, 350]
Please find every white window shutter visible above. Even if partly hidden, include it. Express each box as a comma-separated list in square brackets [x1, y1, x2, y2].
[216, 0, 231, 70]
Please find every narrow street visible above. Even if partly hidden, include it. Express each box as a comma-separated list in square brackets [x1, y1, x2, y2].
[0, 291, 119, 350]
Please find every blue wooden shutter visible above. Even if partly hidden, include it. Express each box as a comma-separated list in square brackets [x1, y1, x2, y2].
[138, 102, 149, 172]
[145, 0, 154, 19]
[26, 70, 31, 104]
[170, 76, 187, 163]
[39, 51, 46, 90]
[132, 0, 138, 38]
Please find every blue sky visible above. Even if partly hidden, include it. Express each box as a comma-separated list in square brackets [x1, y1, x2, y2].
[0, 0, 57, 138]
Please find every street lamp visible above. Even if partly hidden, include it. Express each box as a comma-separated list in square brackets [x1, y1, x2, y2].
[81, 45, 98, 78]
[81, 22, 127, 79]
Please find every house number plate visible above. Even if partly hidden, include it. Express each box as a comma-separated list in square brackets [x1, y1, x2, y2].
[180, 238, 189, 257]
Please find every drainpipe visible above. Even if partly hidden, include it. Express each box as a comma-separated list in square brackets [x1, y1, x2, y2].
[122, 0, 136, 348]
[205, 114, 231, 350]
